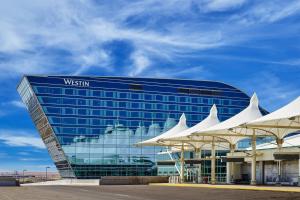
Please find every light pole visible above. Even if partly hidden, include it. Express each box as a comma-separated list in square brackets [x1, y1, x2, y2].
[22, 169, 27, 184]
[45, 166, 50, 182]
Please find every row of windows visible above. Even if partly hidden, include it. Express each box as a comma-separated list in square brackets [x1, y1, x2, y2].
[34, 86, 248, 106]
[48, 112, 231, 127]
[44, 106, 241, 117]
[39, 97, 246, 112]
[53, 126, 163, 136]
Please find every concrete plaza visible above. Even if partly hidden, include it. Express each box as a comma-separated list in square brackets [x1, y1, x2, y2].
[0, 185, 299, 200]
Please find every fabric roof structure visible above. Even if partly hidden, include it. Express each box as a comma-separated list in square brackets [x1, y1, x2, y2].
[159, 105, 229, 149]
[136, 113, 188, 146]
[192, 93, 267, 145]
[162, 105, 220, 141]
[246, 96, 300, 140]
[246, 134, 300, 150]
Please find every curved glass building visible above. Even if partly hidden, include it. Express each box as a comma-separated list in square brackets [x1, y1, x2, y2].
[18, 76, 255, 179]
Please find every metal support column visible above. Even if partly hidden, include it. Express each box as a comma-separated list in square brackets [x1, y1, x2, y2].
[195, 148, 202, 183]
[298, 154, 300, 186]
[211, 137, 216, 184]
[251, 129, 257, 185]
[180, 143, 185, 183]
[276, 138, 283, 184]
[226, 144, 235, 184]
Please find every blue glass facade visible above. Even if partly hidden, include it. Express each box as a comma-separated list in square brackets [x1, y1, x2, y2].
[18, 76, 254, 179]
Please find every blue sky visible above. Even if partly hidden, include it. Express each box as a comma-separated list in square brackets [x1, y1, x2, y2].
[0, 0, 300, 172]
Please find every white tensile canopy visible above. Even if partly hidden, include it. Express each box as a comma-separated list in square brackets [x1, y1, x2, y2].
[161, 105, 220, 143]
[192, 93, 267, 146]
[136, 113, 188, 183]
[136, 113, 188, 147]
[191, 93, 267, 185]
[244, 96, 300, 184]
[156, 105, 227, 184]
[246, 134, 300, 150]
[246, 96, 300, 145]
[160, 104, 229, 149]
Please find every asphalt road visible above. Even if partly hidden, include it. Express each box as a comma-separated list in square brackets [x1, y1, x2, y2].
[0, 185, 299, 200]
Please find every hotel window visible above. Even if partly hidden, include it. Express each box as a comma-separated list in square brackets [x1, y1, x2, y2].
[78, 89, 87, 96]
[131, 102, 140, 109]
[45, 107, 61, 114]
[63, 128, 76, 134]
[119, 102, 127, 108]
[119, 92, 128, 99]
[145, 94, 153, 101]
[78, 128, 87, 134]
[105, 91, 114, 98]
[50, 117, 61, 124]
[92, 109, 100, 116]
[93, 100, 101, 107]
[202, 98, 208, 104]
[222, 99, 229, 105]
[63, 98, 76, 105]
[156, 95, 163, 101]
[131, 93, 140, 100]
[78, 109, 88, 115]
[155, 113, 163, 118]
[168, 104, 176, 110]
[93, 90, 101, 97]
[106, 101, 113, 107]
[145, 103, 152, 110]
[92, 119, 100, 125]
[156, 103, 163, 110]
[78, 99, 88, 106]
[202, 106, 209, 113]
[191, 97, 198, 104]
[78, 118, 88, 125]
[63, 118, 76, 124]
[119, 111, 127, 117]
[180, 105, 188, 112]
[144, 112, 152, 119]
[64, 108, 74, 115]
[131, 111, 140, 118]
[168, 96, 176, 102]
[65, 88, 74, 95]
[47, 87, 61, 94]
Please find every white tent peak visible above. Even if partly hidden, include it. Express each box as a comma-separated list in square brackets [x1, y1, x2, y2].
[136, 113, 188, 146]
[247, 95, 300, 139]
[250, 93, 259, 108]
[179, 113, 187, 126]
[160, 105, 220, 142]
[192, 93, 263, 144]
[209, 104, 218, 118]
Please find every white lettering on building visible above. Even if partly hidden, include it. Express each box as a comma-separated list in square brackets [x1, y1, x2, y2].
[63, 79, 90, 87]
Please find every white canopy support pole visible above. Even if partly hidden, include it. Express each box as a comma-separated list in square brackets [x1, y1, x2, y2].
[211, 136, 216, 184]
[276, 138, 284, 184]
[298, 153, 300, 186]
[251, 129, 257, 185]
[195, 147, 202, 183]
[226, 144, 235, 184]
[180, 143, 185, 183]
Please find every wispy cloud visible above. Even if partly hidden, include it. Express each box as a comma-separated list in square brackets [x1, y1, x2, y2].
[128, 51, 151, 76]
[203, 0, 246, 12]
[241, 71, 300, 111]
[9, 100, 26, 109]
[0, 130, 45, 149]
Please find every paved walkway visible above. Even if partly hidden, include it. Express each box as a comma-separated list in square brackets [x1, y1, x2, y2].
[150, 183, 300, 193]
[22, 179, 99, 186]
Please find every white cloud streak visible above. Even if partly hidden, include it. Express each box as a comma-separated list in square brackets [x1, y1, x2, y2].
[241, 71, 300, 111]
[9, 100, 26, 109]
[0, 130, 45, 149]
[0, 0, 299, 78]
